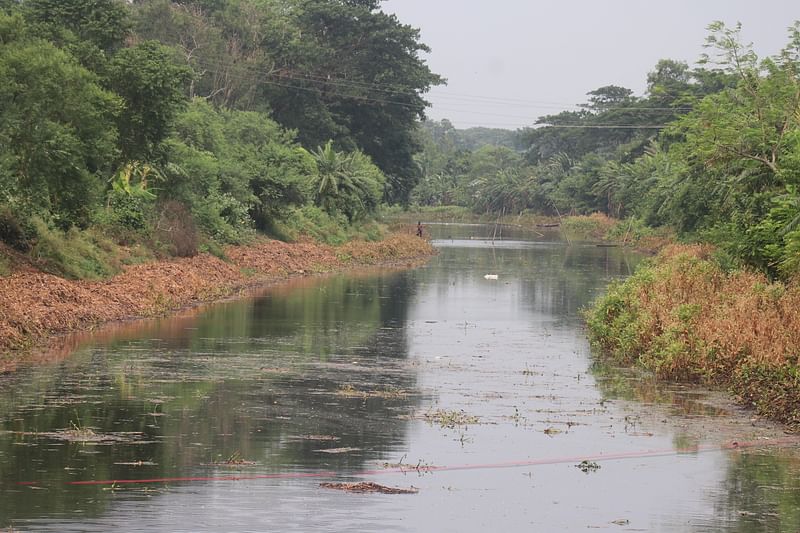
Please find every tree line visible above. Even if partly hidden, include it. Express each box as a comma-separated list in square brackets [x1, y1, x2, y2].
[414, 22, 800, 279]
[0, 0, 441, 274]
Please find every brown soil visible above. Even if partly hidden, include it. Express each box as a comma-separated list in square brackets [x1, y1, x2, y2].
[0, 234, 434, 370]
[319, 482, 418, 494]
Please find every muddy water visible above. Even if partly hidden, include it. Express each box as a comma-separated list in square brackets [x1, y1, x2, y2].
[1, 225, 799, 532]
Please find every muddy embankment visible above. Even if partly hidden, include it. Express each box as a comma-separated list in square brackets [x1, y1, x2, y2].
[0, 233, 435, 369]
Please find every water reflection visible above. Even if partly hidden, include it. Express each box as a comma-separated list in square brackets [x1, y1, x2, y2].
[714, 453, 800, 532]
[0, 270, 422, 526]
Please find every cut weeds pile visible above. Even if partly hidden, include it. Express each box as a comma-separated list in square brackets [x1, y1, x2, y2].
[586, 244, 800, 428]
[0, 234, 434, 368]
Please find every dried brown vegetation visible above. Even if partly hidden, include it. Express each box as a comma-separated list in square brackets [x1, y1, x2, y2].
[0, 234, 434, 367]
[587, 244, 800, 427]
[319, 482, 418, 494]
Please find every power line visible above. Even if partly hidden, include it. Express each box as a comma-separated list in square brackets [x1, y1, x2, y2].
[427, 88, 694, 112]
[190, 57, 695, 114]
[206, 71, 672, 129]
[264, 67, 694, 112]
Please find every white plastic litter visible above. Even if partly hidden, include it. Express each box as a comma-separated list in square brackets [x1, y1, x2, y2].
[484, 274, 499, 280]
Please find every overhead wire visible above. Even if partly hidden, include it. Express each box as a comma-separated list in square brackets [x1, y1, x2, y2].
[187, 57, 685, 128]
[232, 64, 694, 111]
[192, 56, 673, 107]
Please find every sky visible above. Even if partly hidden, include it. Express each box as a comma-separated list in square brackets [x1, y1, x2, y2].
[382, 0, 800, 129]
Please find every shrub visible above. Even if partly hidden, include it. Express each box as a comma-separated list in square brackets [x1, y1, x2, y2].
[192, 191, 253, 245]
[0, 205, 31, 251]
[563, 213, 619, 241]
[154, 201, 198, 257]
[93, 190, 155, 247]
[273, 205, 349, 244]
[585, 244, 800, 426]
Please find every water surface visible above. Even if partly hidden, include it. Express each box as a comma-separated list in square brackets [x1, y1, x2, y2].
[1, 225, 798, 532]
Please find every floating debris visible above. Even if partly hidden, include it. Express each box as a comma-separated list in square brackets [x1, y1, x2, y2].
[422, 409, 480, 429]
[543, 427, 562, 436]
[288, 435, 341, 442]
[16, 428, 146, 444]
[423, 409, 480, 429]
[314, 447, 361, 454]
[483, 274, 499, 280]
[204, 451, 256, 466]
[336, 384, 408, 399]
[576, 460, 601, 473]
[319, 482, 418, 494]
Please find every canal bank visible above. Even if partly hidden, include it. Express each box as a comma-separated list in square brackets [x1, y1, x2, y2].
[0, 233, 435, 369]
[586, 243, 800, 430]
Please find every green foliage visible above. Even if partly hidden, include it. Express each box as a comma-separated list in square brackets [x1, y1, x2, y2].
[107, 40, 191, 161]
[587, 248, 800, 425]
[29, 218, 119, 279]
[98, 188, 153, 235]
[309, 142, 385, 222]
[132, 0, 442, 205]
[23, 0, 131, 52]
[162, 99, 312, 240]
[273, 205, 351, 245]
[0, 0, 443, 277]
[0, 16, 121, 229]
[584, 275, 649, 365]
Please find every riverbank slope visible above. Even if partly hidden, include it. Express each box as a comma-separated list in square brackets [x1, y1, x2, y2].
[0, 233, 435, 369]
[586, 244, 800, 429]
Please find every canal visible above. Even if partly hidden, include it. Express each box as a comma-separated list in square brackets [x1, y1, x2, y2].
[1, 225, 799, 531]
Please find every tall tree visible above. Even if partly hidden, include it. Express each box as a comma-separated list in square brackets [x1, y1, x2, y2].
[107, 40, 192, 161]
[264, 0, 443, 203]
[0, 12, 121, 228]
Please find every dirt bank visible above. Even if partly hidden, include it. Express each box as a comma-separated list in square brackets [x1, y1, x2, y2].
[0, 234, 435, 368]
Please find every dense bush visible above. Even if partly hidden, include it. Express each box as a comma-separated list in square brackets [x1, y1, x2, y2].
[586, 244, 800, 425]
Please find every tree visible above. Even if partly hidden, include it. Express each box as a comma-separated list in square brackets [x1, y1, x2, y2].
[263, 0, 443, 204]
[162, 98, 314, 239]
[23, 0, 131, 52]
[583, 85, 635, 111]
[309, 141, 385, 221]
[0, 15, 121, 228]
[107, 40, 192, 161]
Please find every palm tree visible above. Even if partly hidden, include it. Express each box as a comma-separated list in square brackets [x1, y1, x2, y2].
[309, 142, 383, 221]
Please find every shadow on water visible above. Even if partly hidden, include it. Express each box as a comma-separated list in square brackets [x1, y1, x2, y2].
[1, 224, 799, 532]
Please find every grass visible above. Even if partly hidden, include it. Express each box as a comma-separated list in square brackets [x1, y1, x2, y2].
[29, 218, 124, 280]
[0, 254, 9, 277]
[562, 213, 620, 241]
[585, 244, 800, 427]
[382, 205, 482, 223]
[272, 206, 387, 245]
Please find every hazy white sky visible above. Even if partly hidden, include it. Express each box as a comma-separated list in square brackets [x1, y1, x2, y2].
[382, 0, 800, 128]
